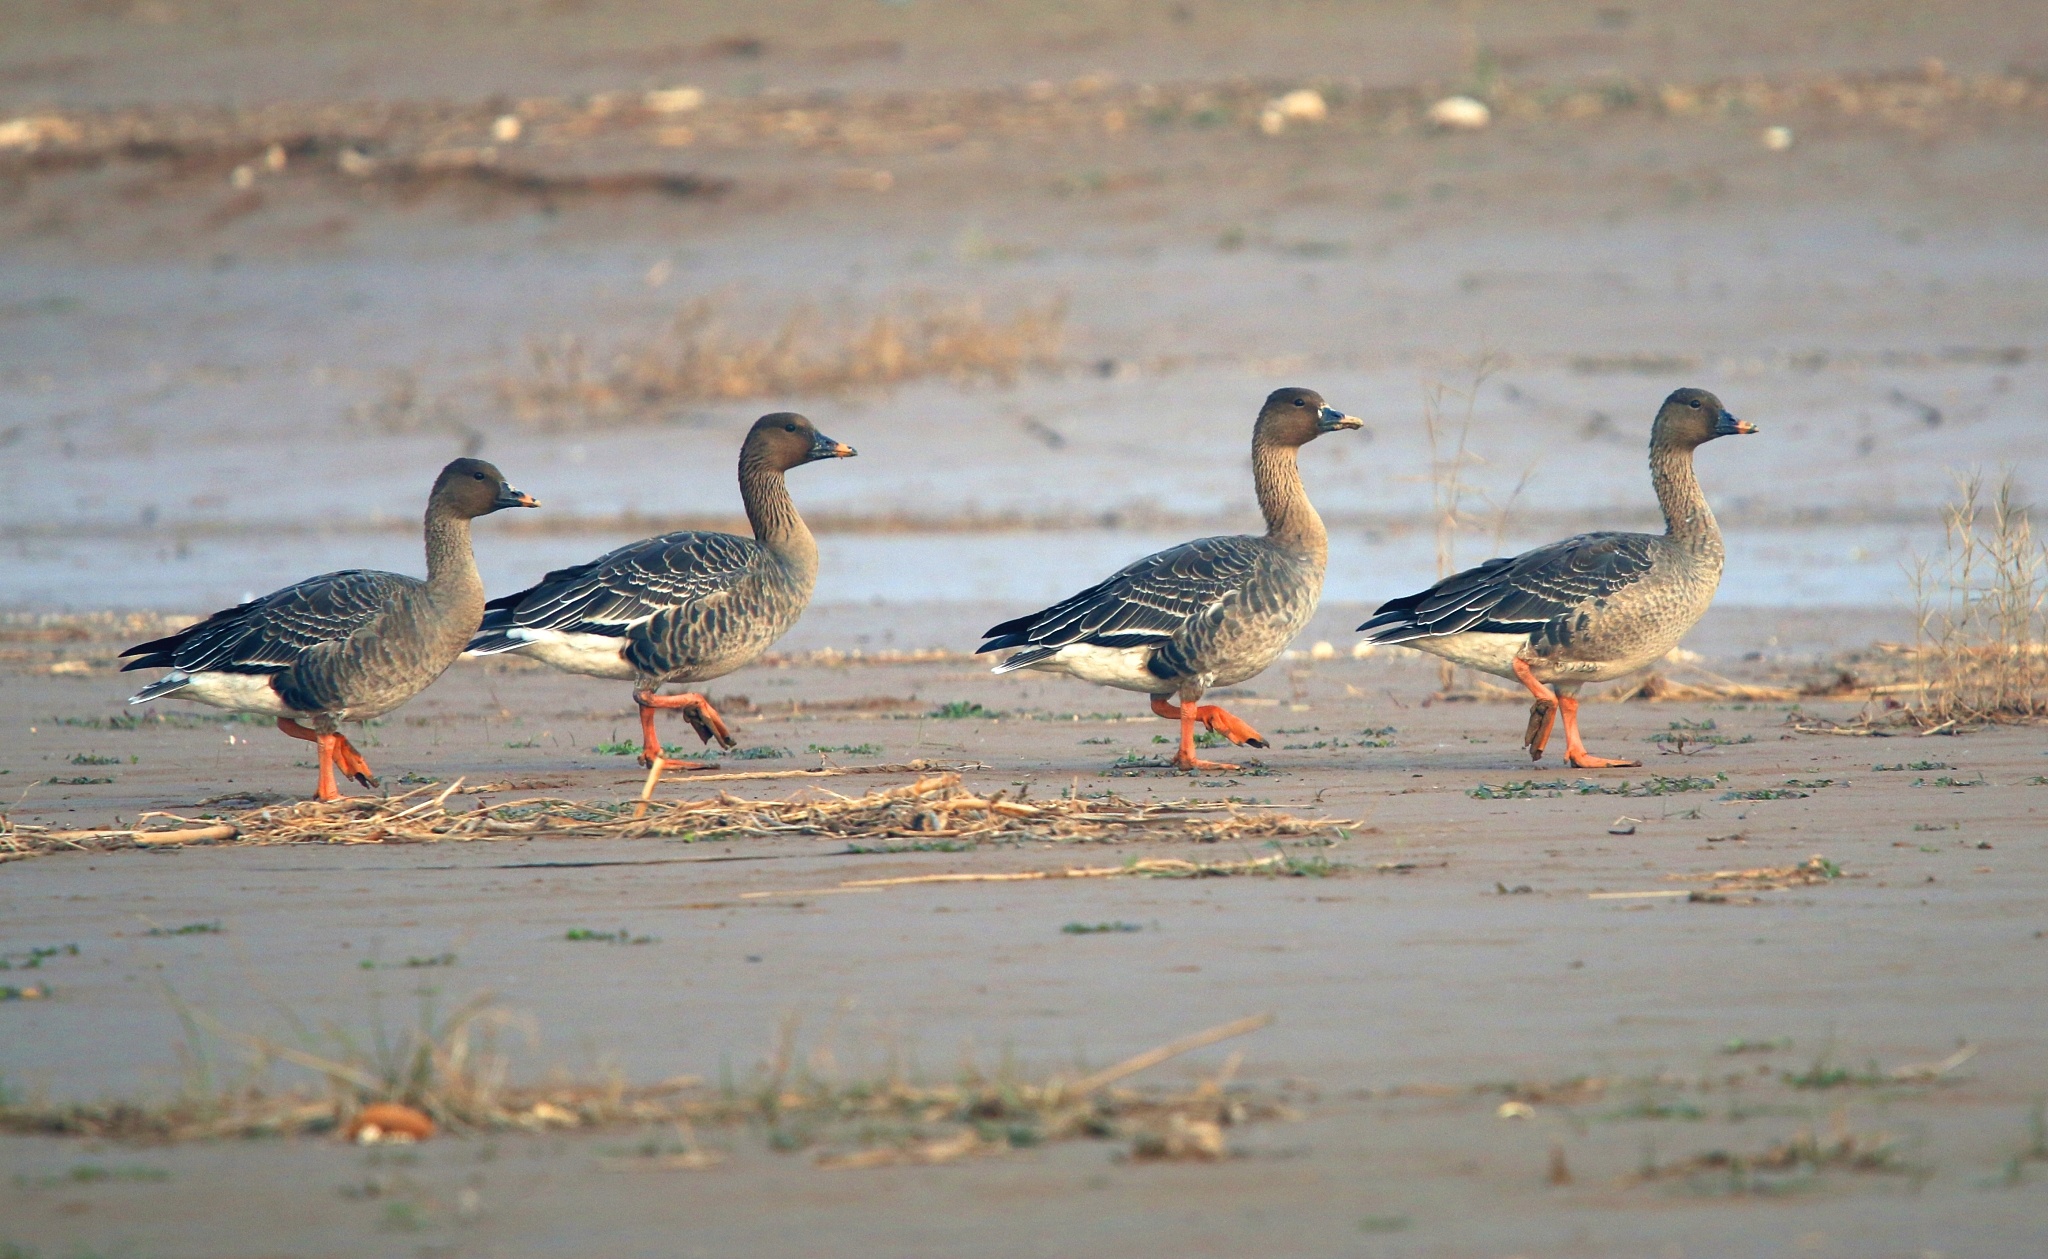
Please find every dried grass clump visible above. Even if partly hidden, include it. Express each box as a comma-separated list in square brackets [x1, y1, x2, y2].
[497, 294, 1065, 429]
[1, 994, 1289, 1165]
[1908, 472, 2048, 725]
[1626, 1125, 1911, 1193]
[3, 773, 1355, 859]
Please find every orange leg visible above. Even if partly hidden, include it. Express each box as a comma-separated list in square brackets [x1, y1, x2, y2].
[634, 690, 735, 775]
[278, 719, 339, 801]
[329, 733, 379, 789]
[1511, 657, 1559, 763]
[1557, 695, 1641, 770]
[1149, 695, 1264, 772]
[280, 720, 341, 801]
[278, 718, 376, 790]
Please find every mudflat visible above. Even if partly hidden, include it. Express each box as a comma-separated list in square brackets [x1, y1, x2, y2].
[4, 614, 2046, 1257]
[6, 0, 2048, 1253]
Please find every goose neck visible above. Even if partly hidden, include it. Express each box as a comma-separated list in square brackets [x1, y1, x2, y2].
[1253, 438, 1326, 559]
[423, 507, 483, 606]
[741, 457, 817, 574]
[1650, 440, 1721, 556]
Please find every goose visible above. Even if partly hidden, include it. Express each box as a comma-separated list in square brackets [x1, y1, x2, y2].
[978, 387, 1363, 771]
[1357, 387, 1756, 768]
[466, 413, 854, 788]
[120, 458, 537, 800]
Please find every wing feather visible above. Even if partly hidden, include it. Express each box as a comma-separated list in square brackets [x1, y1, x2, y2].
[1359, 533, 1657, 642]
[474, 532, 762, 644]
[979, 536, 1264, 655]
[120, 570, 410, 675]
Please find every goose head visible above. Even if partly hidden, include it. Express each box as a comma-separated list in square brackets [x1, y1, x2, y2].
[1654, 387, 1756, 449]
[431, 458, 538, 517]
[1255, 386, 1363, 448]
[744, 412, 858, 472]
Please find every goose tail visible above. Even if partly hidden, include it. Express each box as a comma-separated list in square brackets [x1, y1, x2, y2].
[128, 672, 192, 705]
[988, 646, 1059, 674]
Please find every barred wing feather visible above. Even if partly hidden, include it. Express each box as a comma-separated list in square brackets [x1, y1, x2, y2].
[119, 570, 409, 675]
[980, 536, 1264, 662]
[479, 532, 762, 639]
[1360, 532, 1657, 642]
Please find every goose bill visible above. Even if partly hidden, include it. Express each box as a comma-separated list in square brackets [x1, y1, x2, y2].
[1714, 413, 1757, 436]
[494, 485, 540, 510]
[811, 432, 858, 460]
[1317, 406, 1363, 432]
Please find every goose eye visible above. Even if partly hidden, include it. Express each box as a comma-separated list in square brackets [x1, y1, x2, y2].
[784, 422, 797, 432]
[472, 471, 486, 480]
[1688, 399, 1701, 409]
[1292, 398, 1305, 407]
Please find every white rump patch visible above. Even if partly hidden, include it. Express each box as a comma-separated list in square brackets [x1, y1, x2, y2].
[155, 671, 296, 716]
[503, 629, 638, 680]
[1406, 631, 1531, 679]
[1021, 643, 1163, 693]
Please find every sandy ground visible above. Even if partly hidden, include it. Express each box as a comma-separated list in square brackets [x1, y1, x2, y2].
[5, 1, 2048, 1254]
[4, 614, 2048, 1257]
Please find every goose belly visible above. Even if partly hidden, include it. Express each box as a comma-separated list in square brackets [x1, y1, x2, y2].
[1030, 644, 1164, 692]
[506, 630, 640, 680]
[1408, 631, 1532, 678]
[167, 671, 301, 716]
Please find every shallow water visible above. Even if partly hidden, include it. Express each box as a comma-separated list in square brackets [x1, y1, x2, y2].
[2, 519, 1933, 617]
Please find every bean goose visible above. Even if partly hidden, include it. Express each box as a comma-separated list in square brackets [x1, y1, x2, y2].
[120, 459, 537, 800]
[1357, 387, 1756, 768]
[978, 387, 1363, 770]
[466, 413, 854, 789]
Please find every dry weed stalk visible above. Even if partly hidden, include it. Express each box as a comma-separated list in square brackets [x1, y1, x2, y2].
[1416, 355, 1534, 694]
[1, 995, 1288, 1164]
[498, 294, 1065, 428]
[1907, 471, 2048, 724]
[1, 774, 1355, 858]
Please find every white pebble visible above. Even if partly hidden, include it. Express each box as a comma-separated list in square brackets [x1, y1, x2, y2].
[1761, 125, 1793, 151]
[644, 86, 705, 114]
[1275, 88, 1327, 122]
[1426, 95, 1491, 130]
[491, 114, 522, 142]
[1350, 641, 1377, 660]
[1310, 640, 1338, 661]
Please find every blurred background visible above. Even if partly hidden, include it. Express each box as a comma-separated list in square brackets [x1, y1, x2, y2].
[3, 0, 2045, 654]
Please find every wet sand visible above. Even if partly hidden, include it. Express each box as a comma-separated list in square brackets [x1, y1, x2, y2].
[6, 0, 2048, 1253]
[4, 615, 2047, 1257]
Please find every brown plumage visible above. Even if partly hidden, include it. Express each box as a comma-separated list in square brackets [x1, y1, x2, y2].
[979, 387, 1364, 771]
[1359, 387, 1757, 768]
[121, 459, 537, 799]
[467, 414, 855, 790]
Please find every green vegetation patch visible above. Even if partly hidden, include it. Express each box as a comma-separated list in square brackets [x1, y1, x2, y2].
[563, 928, 656, 945]
[1, 945, 79, 971]
[929, 701, 999, 719]
[1471, 774, 1724, 799]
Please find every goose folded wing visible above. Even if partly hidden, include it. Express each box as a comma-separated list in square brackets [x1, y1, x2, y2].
[982, 536, 1264, 651]
[1365, 533, 1656, 640]
[122, 570, 406, 674]
[488, 532, 761, 636]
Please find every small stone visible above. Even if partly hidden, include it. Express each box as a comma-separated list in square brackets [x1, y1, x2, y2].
[1427, 96, 1491, 130]
[644, 86, 705, 114]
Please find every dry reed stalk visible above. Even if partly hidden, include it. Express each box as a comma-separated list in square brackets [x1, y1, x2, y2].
[1907, 471, 2048, 724]
[1, 995, 1288, 1163]
[1415, 355, 1533, 694]
[0, 774, 1356, 858]
[737, 852, 1334, 899]
[496, 293, 1065, 429]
